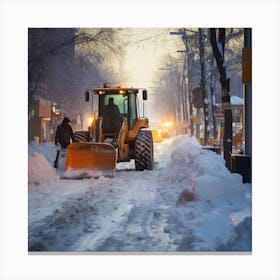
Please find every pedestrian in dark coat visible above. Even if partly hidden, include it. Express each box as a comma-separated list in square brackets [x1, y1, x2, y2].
[55, 117, 74, 148]
[53, 117, 74, 168]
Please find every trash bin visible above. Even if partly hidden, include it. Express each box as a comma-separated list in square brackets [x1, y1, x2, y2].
[230, 154, 251, 183]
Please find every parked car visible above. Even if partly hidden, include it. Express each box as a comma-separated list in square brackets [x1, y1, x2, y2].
[151, 129, 163, 143]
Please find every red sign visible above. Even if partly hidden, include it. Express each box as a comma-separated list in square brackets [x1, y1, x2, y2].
[216, 109, 224, 121]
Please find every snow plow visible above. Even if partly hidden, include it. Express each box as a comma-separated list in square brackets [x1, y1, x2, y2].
[63, 84, 154, 179]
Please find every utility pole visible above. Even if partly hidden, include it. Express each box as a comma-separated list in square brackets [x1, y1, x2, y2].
[243, 28, 252, 156]
[210, 28, 232, 169]
[210, 53, 218, 139]
[170, 29, 189, 133]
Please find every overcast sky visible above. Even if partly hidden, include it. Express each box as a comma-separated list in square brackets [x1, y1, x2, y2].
[121, 28, 182, 89]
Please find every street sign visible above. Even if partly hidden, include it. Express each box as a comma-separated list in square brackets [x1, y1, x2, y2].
[216, 109, 224, 121]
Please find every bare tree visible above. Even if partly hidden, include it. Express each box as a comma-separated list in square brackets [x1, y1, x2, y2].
[209, 53, 218, 139]
[28, 28, 125, 115]
[210, 28, 232, 169]
[198, 28, 210, 145]
[184, 35, 198, 137]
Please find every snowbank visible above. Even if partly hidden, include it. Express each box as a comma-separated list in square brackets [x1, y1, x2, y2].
[156, 135, 251, 251]
[163, 134, 245, 202]
[28, 135, 251, 252]
[28, 142, 59, 185]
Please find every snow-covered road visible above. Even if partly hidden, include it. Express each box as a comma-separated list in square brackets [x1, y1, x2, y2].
[28, 135, 252, 252]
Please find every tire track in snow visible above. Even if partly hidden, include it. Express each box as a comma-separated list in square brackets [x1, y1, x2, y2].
[70, 172, 176, 252]
[29, 140, 196, 252]
[28, 188, 99, 251]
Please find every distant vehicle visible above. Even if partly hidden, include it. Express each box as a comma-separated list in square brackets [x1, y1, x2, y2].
[159, 128, 170, 139]
[151, 129, 163, 143]
[160, 120, 174, 138]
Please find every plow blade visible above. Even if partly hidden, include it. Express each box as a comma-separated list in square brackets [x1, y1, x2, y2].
[63, 142, 117, 179]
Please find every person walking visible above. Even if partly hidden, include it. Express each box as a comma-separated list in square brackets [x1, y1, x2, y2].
[53, 117, 74, 168]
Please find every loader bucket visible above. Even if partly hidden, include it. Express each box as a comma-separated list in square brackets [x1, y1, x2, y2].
[63, 142, 117, 179]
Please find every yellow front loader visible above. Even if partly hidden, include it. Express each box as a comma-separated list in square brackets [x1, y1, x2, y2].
[63, 84, 154, 179]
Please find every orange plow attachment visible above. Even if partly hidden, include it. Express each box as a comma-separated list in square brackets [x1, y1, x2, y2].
[63, 142, 117, 179]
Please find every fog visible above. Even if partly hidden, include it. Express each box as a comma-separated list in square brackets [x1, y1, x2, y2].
[28, 28, 243, 130]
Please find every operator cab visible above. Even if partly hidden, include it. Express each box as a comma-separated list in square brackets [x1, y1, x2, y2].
[86, 85, 147, 142]
[94, 87, 143, 131]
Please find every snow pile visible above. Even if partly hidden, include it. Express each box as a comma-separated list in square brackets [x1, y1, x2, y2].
[28, 142, 59, 185]
[28, 135, 251, 252]
[156, 135, 251, 251]
[195, 173, 244, 201]
[28, 152, 59, 185]
[163, 135, 245, 201]
[28, 142, 57, 164]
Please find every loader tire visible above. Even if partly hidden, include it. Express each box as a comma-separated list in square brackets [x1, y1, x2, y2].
[73, 131, 90, 143]
[135, 130, 154, 171]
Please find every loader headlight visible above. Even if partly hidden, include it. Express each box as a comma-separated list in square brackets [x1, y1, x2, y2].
[88, 117, 94, 126]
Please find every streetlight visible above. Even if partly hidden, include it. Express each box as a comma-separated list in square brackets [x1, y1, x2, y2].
[170, 29, 195, 136]
[169, 33, 189, 131]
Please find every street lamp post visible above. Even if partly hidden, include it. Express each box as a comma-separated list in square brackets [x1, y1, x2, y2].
[170, 30, 189, 133]
[170, 29, 194, 135]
